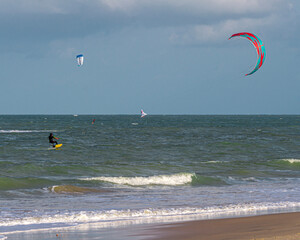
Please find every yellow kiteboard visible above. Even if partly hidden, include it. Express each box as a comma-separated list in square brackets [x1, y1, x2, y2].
[55, 144, 63, 149]
[48, 144, 63, 150]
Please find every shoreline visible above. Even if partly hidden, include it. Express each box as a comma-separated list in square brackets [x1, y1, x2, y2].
[4, 212, 300, 240]
[147, 212, 300, 240]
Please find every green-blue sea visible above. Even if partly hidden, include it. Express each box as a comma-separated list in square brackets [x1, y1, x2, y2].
[0, 115, 299, 239]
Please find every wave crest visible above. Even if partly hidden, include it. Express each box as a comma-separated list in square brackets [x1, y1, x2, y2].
[81, 173, 195, 186]
[0, 130, 55, 133]
[1, 202, 300, 230]
[275, 159, 300, 170]
[281, 159, 300, 164]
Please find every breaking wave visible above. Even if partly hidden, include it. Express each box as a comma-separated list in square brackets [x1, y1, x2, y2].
[81, 173, 194, 186]
[81, 173, 226, 186]
[281, 159, 300, 164]
[0, 130, 55, 133]
[274, 159, 300, 169]
[1, 202, 300, 232]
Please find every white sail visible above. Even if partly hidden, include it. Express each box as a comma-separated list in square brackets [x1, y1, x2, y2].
[141, 109, 147, 118]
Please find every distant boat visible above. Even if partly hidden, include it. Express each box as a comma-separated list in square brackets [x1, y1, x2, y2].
[141, 109, 147, 118]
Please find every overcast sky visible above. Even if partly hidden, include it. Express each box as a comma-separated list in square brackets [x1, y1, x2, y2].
[0, 0, 299, 114]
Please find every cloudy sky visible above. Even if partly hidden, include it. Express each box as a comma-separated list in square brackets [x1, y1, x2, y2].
[0, 0, 299, 114]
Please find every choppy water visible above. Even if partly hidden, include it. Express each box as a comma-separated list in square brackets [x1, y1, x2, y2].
[0, 115, 299, 237]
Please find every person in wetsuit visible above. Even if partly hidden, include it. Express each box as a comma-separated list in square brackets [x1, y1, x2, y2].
[49, 133, 59, 147]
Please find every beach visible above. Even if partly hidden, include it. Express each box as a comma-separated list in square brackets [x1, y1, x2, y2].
[148, 212, 300, 240]
[4, 212, 300, 240]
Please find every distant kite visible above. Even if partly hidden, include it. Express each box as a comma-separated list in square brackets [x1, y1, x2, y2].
[229, 32, 266, 76]
[141, 109, 147, 118]
[76, 54, 84, 66]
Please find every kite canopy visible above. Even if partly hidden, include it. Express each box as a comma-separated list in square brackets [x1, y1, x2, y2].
[229, 32, 266, 76]
[76, 54, 84, 66]
[141, 109, 147, 118]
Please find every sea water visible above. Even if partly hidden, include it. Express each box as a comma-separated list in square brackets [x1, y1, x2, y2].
[0, 115, 299, 238]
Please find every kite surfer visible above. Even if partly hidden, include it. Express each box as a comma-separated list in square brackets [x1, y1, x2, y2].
[49, 133, 59, 147]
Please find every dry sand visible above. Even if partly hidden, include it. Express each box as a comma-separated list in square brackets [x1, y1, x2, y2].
[148, 212, 300, 240]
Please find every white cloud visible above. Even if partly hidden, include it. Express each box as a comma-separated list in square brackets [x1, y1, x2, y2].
[0, 0, 297, 49]
[0, 0, 66, 14]
[169, 15, 277, 45]
[0, 0, 288, 16]
[100, 0, 284, 15]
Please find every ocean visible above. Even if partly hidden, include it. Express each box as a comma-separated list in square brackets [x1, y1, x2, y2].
[0, 115, 299, 239]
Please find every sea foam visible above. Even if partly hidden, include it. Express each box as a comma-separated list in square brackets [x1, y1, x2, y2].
[282, 159, 300, 164]
[1, 202, 300, 231]
[0, 130, 55, 133]
[81, 173, 194, 186]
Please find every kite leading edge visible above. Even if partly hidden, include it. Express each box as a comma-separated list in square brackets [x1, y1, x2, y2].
[229, 32, 266, 76]
[76, 54, 84, 66]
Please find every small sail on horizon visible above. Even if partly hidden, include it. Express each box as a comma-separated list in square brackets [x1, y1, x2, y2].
[141, 109, 147, 118]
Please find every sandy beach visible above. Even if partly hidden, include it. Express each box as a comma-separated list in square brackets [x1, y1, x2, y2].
[148, 212, 300, 240]
[4, 212, 300, 240]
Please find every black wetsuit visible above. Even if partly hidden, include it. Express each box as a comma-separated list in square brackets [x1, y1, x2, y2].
[49, 135, 58, 146]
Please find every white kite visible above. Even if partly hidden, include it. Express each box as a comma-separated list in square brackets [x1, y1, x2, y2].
[141, 109, 147, 118]
[76, 54, 84, 66]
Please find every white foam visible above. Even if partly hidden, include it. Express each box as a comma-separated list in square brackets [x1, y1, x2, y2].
[0, 236, 7, 240]
[227, 176, 258, 182]
[0, 130, 55, 133]
[1, 202, 300, 230]
[204, 161, 226, 163]
[81, 173, 194, 186]
[50, 185, 58, 193]
[242, 177, 258, 181]
[282, 159, 300, 164]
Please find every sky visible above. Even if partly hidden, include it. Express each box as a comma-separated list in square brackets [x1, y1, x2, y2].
[0, 0, 299, 114]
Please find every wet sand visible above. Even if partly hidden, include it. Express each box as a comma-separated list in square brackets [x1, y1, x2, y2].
[4, 212, 300, 240]
[149, 212, 300, 240]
